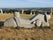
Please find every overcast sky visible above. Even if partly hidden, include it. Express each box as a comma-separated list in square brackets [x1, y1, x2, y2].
[0, 0, 53, 8]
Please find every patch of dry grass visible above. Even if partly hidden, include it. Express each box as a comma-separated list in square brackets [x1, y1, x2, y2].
[0, 14, 13, 21]
[0, 14, 53, 40]
[0, 14, 33, 21]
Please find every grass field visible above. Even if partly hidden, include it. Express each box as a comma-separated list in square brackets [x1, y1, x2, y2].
[0, 14, 53, 40]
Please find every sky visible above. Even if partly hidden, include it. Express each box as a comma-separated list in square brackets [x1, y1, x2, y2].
[0, 0, 53, 8]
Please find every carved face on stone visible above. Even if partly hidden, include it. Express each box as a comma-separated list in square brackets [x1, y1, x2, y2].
[14, 12, 20, 17]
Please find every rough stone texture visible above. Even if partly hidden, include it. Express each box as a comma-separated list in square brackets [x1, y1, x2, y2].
[0, 14, 53, 40]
